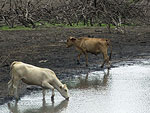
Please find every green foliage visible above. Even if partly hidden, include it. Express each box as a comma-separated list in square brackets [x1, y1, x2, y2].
[0, 25, 33, 31]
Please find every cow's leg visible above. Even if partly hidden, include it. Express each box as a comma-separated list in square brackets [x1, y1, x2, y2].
[8, 80, 12, 89]
[106, 58, 111, 69]
[42, 89, 46, 99]
[8, 79, 13, 95]
[14, 85, 19, 101]
[14, 80, 20, 101]
[12, 77, 20, 101]
[101, 52, 109, 68]
[77, 52, 82, 65]
[42, 81, 55, 102]
[83, 52, 88, 67]
[104, 51, 111, 69]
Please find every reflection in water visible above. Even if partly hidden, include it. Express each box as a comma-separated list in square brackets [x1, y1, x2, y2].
[8, 101, 19, 113]
[7, 99, 68, 113]
[73, 69, 110, 90]
[3, 61, 150, 113]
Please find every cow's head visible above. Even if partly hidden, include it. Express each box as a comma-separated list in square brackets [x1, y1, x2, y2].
[59, 84, 69, 100]
[66, 36, 76, 48]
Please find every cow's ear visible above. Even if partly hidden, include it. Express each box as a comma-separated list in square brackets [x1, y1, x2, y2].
[70, 37, 76, 41]
[64, 84, 67, 88]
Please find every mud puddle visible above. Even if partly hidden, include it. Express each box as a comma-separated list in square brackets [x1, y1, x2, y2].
[0, 59, 150, 113]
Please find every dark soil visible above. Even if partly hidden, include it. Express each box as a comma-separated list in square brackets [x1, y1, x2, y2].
[0, 26, 150, 105]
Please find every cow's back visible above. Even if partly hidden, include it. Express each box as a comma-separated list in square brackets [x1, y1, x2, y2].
[80, 38, 102, 52]
[13, 63, 53, 84]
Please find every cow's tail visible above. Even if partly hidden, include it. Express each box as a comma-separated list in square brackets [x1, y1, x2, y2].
[9, 61, 17, 78]
[8, 61, 17, 95]
[10, 61, 17, 70]
[106, 39, 112, 60]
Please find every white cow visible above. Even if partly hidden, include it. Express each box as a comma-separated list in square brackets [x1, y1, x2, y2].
[8, 61, 69, 102]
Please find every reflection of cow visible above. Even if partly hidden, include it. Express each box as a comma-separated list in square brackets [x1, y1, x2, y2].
[8, 61, 69, 102]
[8, 99, 68, 113]
[34, 99, 68, 113]
[76, 69, 110, 89]
[66, 37, 112, 68]
[8, 102, 19, 113]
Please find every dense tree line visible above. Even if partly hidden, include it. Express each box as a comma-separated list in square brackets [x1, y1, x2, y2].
[0, 0, 150, 32]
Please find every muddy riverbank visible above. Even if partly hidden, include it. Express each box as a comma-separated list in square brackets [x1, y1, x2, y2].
[0, 26, 150, 105]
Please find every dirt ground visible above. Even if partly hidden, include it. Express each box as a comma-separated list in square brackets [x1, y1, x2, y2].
[0, 26, 150, 105]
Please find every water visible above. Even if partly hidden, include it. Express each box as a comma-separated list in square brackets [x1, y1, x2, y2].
[0, 59, 150, 113]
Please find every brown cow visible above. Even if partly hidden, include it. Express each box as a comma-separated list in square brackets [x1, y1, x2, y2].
[66, 36, 112, 68]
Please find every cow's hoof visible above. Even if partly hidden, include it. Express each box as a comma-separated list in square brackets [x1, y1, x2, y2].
[77, 62, 80, 65]
[77, 61, 80, 65]
[15, 97, 20, 102]
[107, 66, 111, 69]
[51, 96, 54, 103]
[66, 97, 69, 100]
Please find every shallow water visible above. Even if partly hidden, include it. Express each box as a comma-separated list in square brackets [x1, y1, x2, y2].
[1, 59, 150, 113]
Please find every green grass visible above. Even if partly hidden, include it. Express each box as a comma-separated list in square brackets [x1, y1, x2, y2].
[0, 25, 33, 31]
[43, 22, 117, 28]
[37, 21, 111, 28]
[0, 21, 136, 31]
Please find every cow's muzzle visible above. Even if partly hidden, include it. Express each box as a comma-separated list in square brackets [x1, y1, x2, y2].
[66, 97, 69, 100]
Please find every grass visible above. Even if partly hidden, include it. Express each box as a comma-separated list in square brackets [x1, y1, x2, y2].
[42, 22, 114, 28]
[0, 25, 33, 31]
[0, 23, 101, 31]
[0, 21, 136, 31]
[37, 21, 117, 29]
